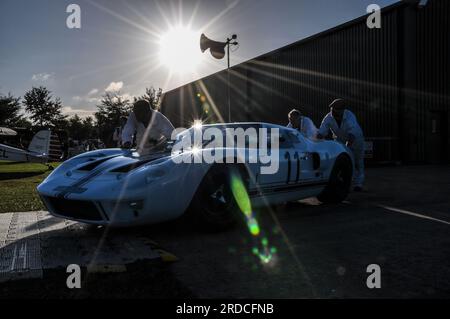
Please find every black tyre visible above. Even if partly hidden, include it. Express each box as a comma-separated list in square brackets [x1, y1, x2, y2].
[188, 165, 244, 231]
[317, 154, 353, 204]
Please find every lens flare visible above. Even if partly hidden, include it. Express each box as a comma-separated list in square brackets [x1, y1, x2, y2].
[192, 120, 203, 129]
[229, 168, 276, 265]
[158, 25, 202, 73]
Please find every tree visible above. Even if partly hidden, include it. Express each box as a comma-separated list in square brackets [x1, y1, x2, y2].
[13, 117, 33, 129]
[66, 114, 84, 140]
[82, 116, 96, 140]
[65, 115, 96, 141]
[0, 93, 22, 127]
[95, 91, 132, 146]
[23, 86, 67, 128]
[135, 87, 163, 110]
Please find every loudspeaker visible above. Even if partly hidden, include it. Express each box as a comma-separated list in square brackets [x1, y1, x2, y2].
[200, 33, 227, 59]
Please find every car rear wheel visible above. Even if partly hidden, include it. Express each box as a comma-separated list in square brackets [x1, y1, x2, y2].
[317, 154, 352, 204]
[188, 165, 244, 231]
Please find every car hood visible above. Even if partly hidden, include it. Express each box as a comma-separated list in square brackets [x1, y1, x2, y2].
[44, 149, 173, 183]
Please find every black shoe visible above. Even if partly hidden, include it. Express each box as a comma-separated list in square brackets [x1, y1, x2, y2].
[353, 186, 363, 192]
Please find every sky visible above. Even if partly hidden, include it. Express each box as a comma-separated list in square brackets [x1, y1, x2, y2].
[0, 0, 398, 117]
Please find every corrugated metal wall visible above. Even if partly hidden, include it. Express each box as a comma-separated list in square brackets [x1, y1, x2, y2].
[161, 0, 450, 164]
[415, 0, 450, 163]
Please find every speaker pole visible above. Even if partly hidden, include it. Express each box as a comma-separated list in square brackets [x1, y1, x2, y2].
[200, 33, 238, 123]
[227, 38, 231, 123]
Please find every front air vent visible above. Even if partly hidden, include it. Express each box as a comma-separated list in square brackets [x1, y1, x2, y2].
[78, 156, 115, 171]
[110, 158, 158, 173]
[45, 197, 103, 221]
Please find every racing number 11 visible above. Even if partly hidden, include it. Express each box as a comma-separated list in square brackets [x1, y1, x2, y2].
[284, 151, 300, 184]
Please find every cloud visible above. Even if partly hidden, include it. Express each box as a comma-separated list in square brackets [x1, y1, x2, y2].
[105, 81, 123, 92]
[62, 106, 95, 118]
[71, 84, 133, 110]
[88, 88, 99, 96]
[31, 73, 54, 82]
[72, 95, 101, 104]
[72, 88, 102, 105]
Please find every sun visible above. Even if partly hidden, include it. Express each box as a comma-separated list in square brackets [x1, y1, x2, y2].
[158, 25, 202, 74]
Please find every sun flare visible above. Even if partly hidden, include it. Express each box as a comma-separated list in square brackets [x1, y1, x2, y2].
[158, 25, 202, 74]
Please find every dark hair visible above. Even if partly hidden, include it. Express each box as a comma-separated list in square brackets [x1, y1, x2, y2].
[133, 99, 151, 112]
[288, 109, 301, 117]
[329, 98, 346, 110]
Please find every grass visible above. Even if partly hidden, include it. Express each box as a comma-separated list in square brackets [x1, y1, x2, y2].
[0, 161, 60, 213]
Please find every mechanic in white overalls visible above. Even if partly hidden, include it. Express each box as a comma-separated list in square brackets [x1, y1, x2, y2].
[317, 99, 365, 191]
[286, 108, 317, 139]
[121, 100, 175, 155]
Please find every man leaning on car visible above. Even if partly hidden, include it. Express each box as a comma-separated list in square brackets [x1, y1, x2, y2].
[317, 99, 365, 192]
[121, 100, 175, 155]
[286, 108, 318, 139]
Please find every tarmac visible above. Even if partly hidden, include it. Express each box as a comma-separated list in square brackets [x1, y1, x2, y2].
[0, 165, 449, 298]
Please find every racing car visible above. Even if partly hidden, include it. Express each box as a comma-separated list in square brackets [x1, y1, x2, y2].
[37, 122, 354, 230]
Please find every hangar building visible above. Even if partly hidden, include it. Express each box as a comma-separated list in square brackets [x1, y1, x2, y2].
[161, 0, 450, 165]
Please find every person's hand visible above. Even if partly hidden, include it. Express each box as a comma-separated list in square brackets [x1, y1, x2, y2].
[346, 134, 355, 147]
[122, 141, 132, 149]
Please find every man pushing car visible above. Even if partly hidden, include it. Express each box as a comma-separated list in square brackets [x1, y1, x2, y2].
[121, 99, 175, 155]
[317, 98, 365, 192]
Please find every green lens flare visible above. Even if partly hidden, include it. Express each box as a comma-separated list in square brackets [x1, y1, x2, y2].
[230, 173, 252, 216]
[229, 169, 276, 265]
[262, 238, 268, 247]
[248, 218, 260, 236]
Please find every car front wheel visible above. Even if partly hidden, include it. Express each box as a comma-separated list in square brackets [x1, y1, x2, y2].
[188, 165, 243, 231]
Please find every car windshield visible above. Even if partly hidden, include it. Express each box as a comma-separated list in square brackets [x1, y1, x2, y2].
[169, 123, 301, 151]
[173, 124, 263, 150]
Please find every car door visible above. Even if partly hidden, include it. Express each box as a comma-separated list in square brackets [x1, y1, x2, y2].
[256, 128, 294, 188]
[288, 131, 319, 183]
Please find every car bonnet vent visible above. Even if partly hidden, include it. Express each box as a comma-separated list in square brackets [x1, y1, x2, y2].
[78, 156, 117, 171]
[110, 158, 160, 173]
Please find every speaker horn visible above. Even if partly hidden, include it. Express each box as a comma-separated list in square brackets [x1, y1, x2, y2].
[200, 33, 227, 59]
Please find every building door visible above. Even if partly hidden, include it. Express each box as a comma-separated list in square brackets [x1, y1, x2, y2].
[427, 111, 448, 164]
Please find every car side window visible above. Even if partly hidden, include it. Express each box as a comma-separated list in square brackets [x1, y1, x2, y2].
[279, 132, 295, 149]
[286, 132, 301, 145]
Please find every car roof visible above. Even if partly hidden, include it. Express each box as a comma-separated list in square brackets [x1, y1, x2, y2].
[200, 122, 287, 130]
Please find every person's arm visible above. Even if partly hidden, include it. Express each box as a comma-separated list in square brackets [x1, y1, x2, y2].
[317, 114, 331, 139]
[304, 117, 318, 139]
[156, 112, 175, 139]
[346, 112, 360, 137]
[344, 111, 359, 146]
[121, 113, 136, 148]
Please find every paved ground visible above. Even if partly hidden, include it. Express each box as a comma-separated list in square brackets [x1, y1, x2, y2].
[0, 212, 190, 298]
[150, 165, 450, 298]
[0, 165, 449, 298]
[0, 211, 160, 282]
